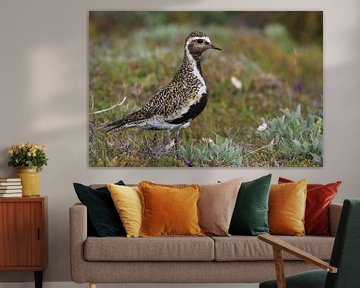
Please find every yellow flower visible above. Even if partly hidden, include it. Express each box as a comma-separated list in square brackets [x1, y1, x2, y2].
[8, 142, 48, 171]
[38, 145, 46, 151]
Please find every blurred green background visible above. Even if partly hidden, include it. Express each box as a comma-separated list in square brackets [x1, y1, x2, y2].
[89, 11, 323, 167]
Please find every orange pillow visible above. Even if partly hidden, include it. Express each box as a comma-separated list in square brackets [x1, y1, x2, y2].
[138, 181, 204, 237]
[269, 179, 307, 236]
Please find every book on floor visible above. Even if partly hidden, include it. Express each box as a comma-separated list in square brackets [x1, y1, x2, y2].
[0, 193, 22, 197]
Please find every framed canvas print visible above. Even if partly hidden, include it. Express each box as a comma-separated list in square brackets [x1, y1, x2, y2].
[89, 11, 323, 167]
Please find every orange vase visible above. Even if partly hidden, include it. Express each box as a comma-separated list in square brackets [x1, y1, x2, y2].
[16, 167, 40, 197]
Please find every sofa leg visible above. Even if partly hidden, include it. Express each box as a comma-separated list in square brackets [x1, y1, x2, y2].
[89, 283, 96, 288]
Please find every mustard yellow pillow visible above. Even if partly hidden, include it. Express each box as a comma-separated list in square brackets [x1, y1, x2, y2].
[107, 183, 142, 238]
[269, 179, 307, 236]
[138, 181, 204, 237]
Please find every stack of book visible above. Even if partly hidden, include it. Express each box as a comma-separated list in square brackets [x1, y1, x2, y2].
[0, 178, 22, 197]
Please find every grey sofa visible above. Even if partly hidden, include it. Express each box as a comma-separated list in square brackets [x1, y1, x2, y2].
[70, 203, 342, 288]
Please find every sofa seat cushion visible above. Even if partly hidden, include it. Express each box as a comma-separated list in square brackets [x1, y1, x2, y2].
[84, 236, 214, 261]
[212, 236, 334, 261]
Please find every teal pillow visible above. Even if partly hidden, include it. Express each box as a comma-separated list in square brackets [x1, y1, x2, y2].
[229, 174, 272, 236]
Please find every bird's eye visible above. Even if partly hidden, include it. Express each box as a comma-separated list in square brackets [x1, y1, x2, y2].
[197, 39, 204, 44]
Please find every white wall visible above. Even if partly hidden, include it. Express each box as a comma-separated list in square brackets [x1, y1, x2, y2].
[0, 0, 359, 283]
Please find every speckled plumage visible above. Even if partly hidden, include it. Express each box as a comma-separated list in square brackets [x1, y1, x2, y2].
[106, 31, 221, 132]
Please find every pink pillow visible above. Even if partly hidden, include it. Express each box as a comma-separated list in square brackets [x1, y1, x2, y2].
[198, 178, 242, 236]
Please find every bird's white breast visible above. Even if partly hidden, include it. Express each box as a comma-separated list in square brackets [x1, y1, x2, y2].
[184, 37, 208, 96]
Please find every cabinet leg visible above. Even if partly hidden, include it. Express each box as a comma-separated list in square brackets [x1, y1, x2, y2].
[34, 271, 43, 288]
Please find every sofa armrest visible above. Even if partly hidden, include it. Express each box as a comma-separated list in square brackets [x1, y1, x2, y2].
[69, 203, 88, 283]
[329, 203, 342, 237]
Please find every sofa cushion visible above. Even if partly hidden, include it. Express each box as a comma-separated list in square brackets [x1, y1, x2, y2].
[73, 181, 126, 237]
[229, 174, 271, 236]
[212, 236, 334, 261]
[198, 178, 242, 236]
[139, 181, 203, 237]
[107, 184, 142, 238]
[269, 179, 307, 236]
[84, 236, 214, 261]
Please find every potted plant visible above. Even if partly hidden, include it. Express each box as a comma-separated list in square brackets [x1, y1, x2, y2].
[8, 143, 48, 197]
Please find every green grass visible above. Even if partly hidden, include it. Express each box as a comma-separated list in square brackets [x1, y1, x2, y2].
[89, 22, 323, 167]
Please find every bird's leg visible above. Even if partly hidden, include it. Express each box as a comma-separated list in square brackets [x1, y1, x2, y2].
[174, 128, 181, 159]
[165, 130, 171, 146]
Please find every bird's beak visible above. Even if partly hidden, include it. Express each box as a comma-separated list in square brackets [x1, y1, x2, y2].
[210, 44, 222, 50]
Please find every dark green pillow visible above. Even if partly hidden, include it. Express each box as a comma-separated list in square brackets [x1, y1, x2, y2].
[73, 181, 126, 237]
[229, 174, 272, 236]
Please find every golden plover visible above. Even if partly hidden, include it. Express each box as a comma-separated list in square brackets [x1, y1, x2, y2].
[106, 31, 221, 148]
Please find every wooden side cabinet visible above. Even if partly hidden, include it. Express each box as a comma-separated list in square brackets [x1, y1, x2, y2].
[0, 197, 47, 288]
